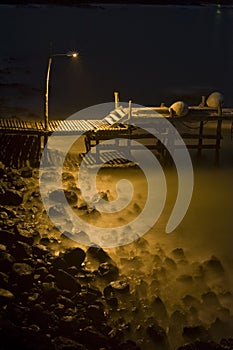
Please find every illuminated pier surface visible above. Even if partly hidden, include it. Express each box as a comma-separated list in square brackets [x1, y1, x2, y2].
[0, 105, 233, 167]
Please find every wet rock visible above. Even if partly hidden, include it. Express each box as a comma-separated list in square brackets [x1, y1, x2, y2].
[35, 266, 49, 278]
[32, 244, 50, 258]
[62, 172, 75, 182]
[11, 262, 34, 288]
[49, 204, 67, 218]
[58, 315, 81, 336]
[120, 256, 143, 270]
[209, 317, 233, 341]
[11, 241, 32, 260]
[151, 296, 168, 321]
[39, 237, 51, 246]
[55, 269, 81, 294]
[29, 303, 58, 329]
[20, 166, 33, 178]
[41, 170, 59, 182]
[0, 243, 7, 252]
[164, 257, 177, 270]
[87, 245, 111, 263]
[53, 336, 86, 350]
[14, 226, 34, 245]
[0, 189, 23, 206]
[51, 257, 68, 272]
[0, 229, 16, 246]
[49, 189, 78, 205]
[220, 338, 233, 348]
[182, 294, 201, 309]
[119, 340, 141, 350]
[75, 289, 101, 305]
[177, 340, 225, 350]
[106, 296, 118, 308]
[109, 280, 130, 294]
[183, 325, 210, 342]
[98, 262, 119, 281]
[77, 196, 88, 210]
[87, 304, 105, 325]
[218, 307, 231, 322]
[176, 274, 193, 283]
[219, 291, 233, 309]
[153, 254, 162, 264]
[0, 271, 9, 288]
[62, 247, 86, 268]
[0, 251, 15, 272]
[0, 288, 15, 305]
[147, 323, 169, 349]
[206, 91, 224, 108]
[171, 248, 185, 259]
[169, 101, 189, 117]
[41, 282, 60, 304]
[73, 231, 90, 245]
[67, 266, 79, 276]
[170, 310, 187, 327]
[57, 295, 74, 308]
[203, 256, 224, 277]
[44, 274, 55, 282]
[11, 177, 25, 190]
[202, 291, 220, 306]
[78, 326, 109, 348]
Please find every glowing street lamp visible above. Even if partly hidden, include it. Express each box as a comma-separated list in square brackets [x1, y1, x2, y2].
[44, 51, 78, 138]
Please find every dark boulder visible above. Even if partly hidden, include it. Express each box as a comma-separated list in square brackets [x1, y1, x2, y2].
[32, 244, 50, 258]
[0, 189, 23, 206]
[11, 262, 34, 289]
[0, 230, 16, 247]
[151, 296, 168, 321]
[0, 288, 15, 305]
[147, 323, 169, 349]
[87, 245, 111, 263]
[14, 226, 34, 245]
[62, 247, 86, 268]
[98, 262, 119, 281]
[0, 251, 15, 272]
[109, 279, 130, 294]
[183, 325, 210, 342]
[11, 241, 32, 260]
[53, 336, 86, 350]
[49, 189, 77, 205]
[20, 166, 33, 178]
[55, 269, 81, 294]
[203, 256, 225, 277]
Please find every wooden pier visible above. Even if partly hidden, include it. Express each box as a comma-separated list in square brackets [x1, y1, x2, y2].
[0, 100, 233, 168]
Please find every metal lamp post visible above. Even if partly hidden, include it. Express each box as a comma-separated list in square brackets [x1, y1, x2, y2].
[44, 51, 78, 147]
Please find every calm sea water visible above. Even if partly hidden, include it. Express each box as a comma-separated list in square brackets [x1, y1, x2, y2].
[0, 3, 233, 119]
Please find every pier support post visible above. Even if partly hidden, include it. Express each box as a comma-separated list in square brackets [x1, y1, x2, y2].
[198, 121, 204, 155]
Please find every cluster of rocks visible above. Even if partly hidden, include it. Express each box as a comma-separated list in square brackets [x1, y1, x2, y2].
[0, 163, 233, 349]
[0, 227, 143, 349]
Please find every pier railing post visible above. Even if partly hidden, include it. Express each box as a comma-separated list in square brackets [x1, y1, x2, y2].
[127, 100, 132, 158]
[114, 91, 119, 110]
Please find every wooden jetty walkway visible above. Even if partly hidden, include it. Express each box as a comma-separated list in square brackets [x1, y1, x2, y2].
[0, 100, 233, 167]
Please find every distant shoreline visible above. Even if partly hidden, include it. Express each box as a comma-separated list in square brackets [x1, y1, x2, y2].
[1, 0, 233, 7]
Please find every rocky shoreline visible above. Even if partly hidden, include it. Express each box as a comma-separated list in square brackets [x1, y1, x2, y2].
[0, 162, 233, 349]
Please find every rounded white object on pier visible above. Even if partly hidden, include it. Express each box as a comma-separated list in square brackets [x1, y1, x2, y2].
[169, 101, 189, 117]
[206, 92, 224, 108]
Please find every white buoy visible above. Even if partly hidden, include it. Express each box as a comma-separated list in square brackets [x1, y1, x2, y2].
[206, 92, 224, 108]
[169, 101, 189, 117]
